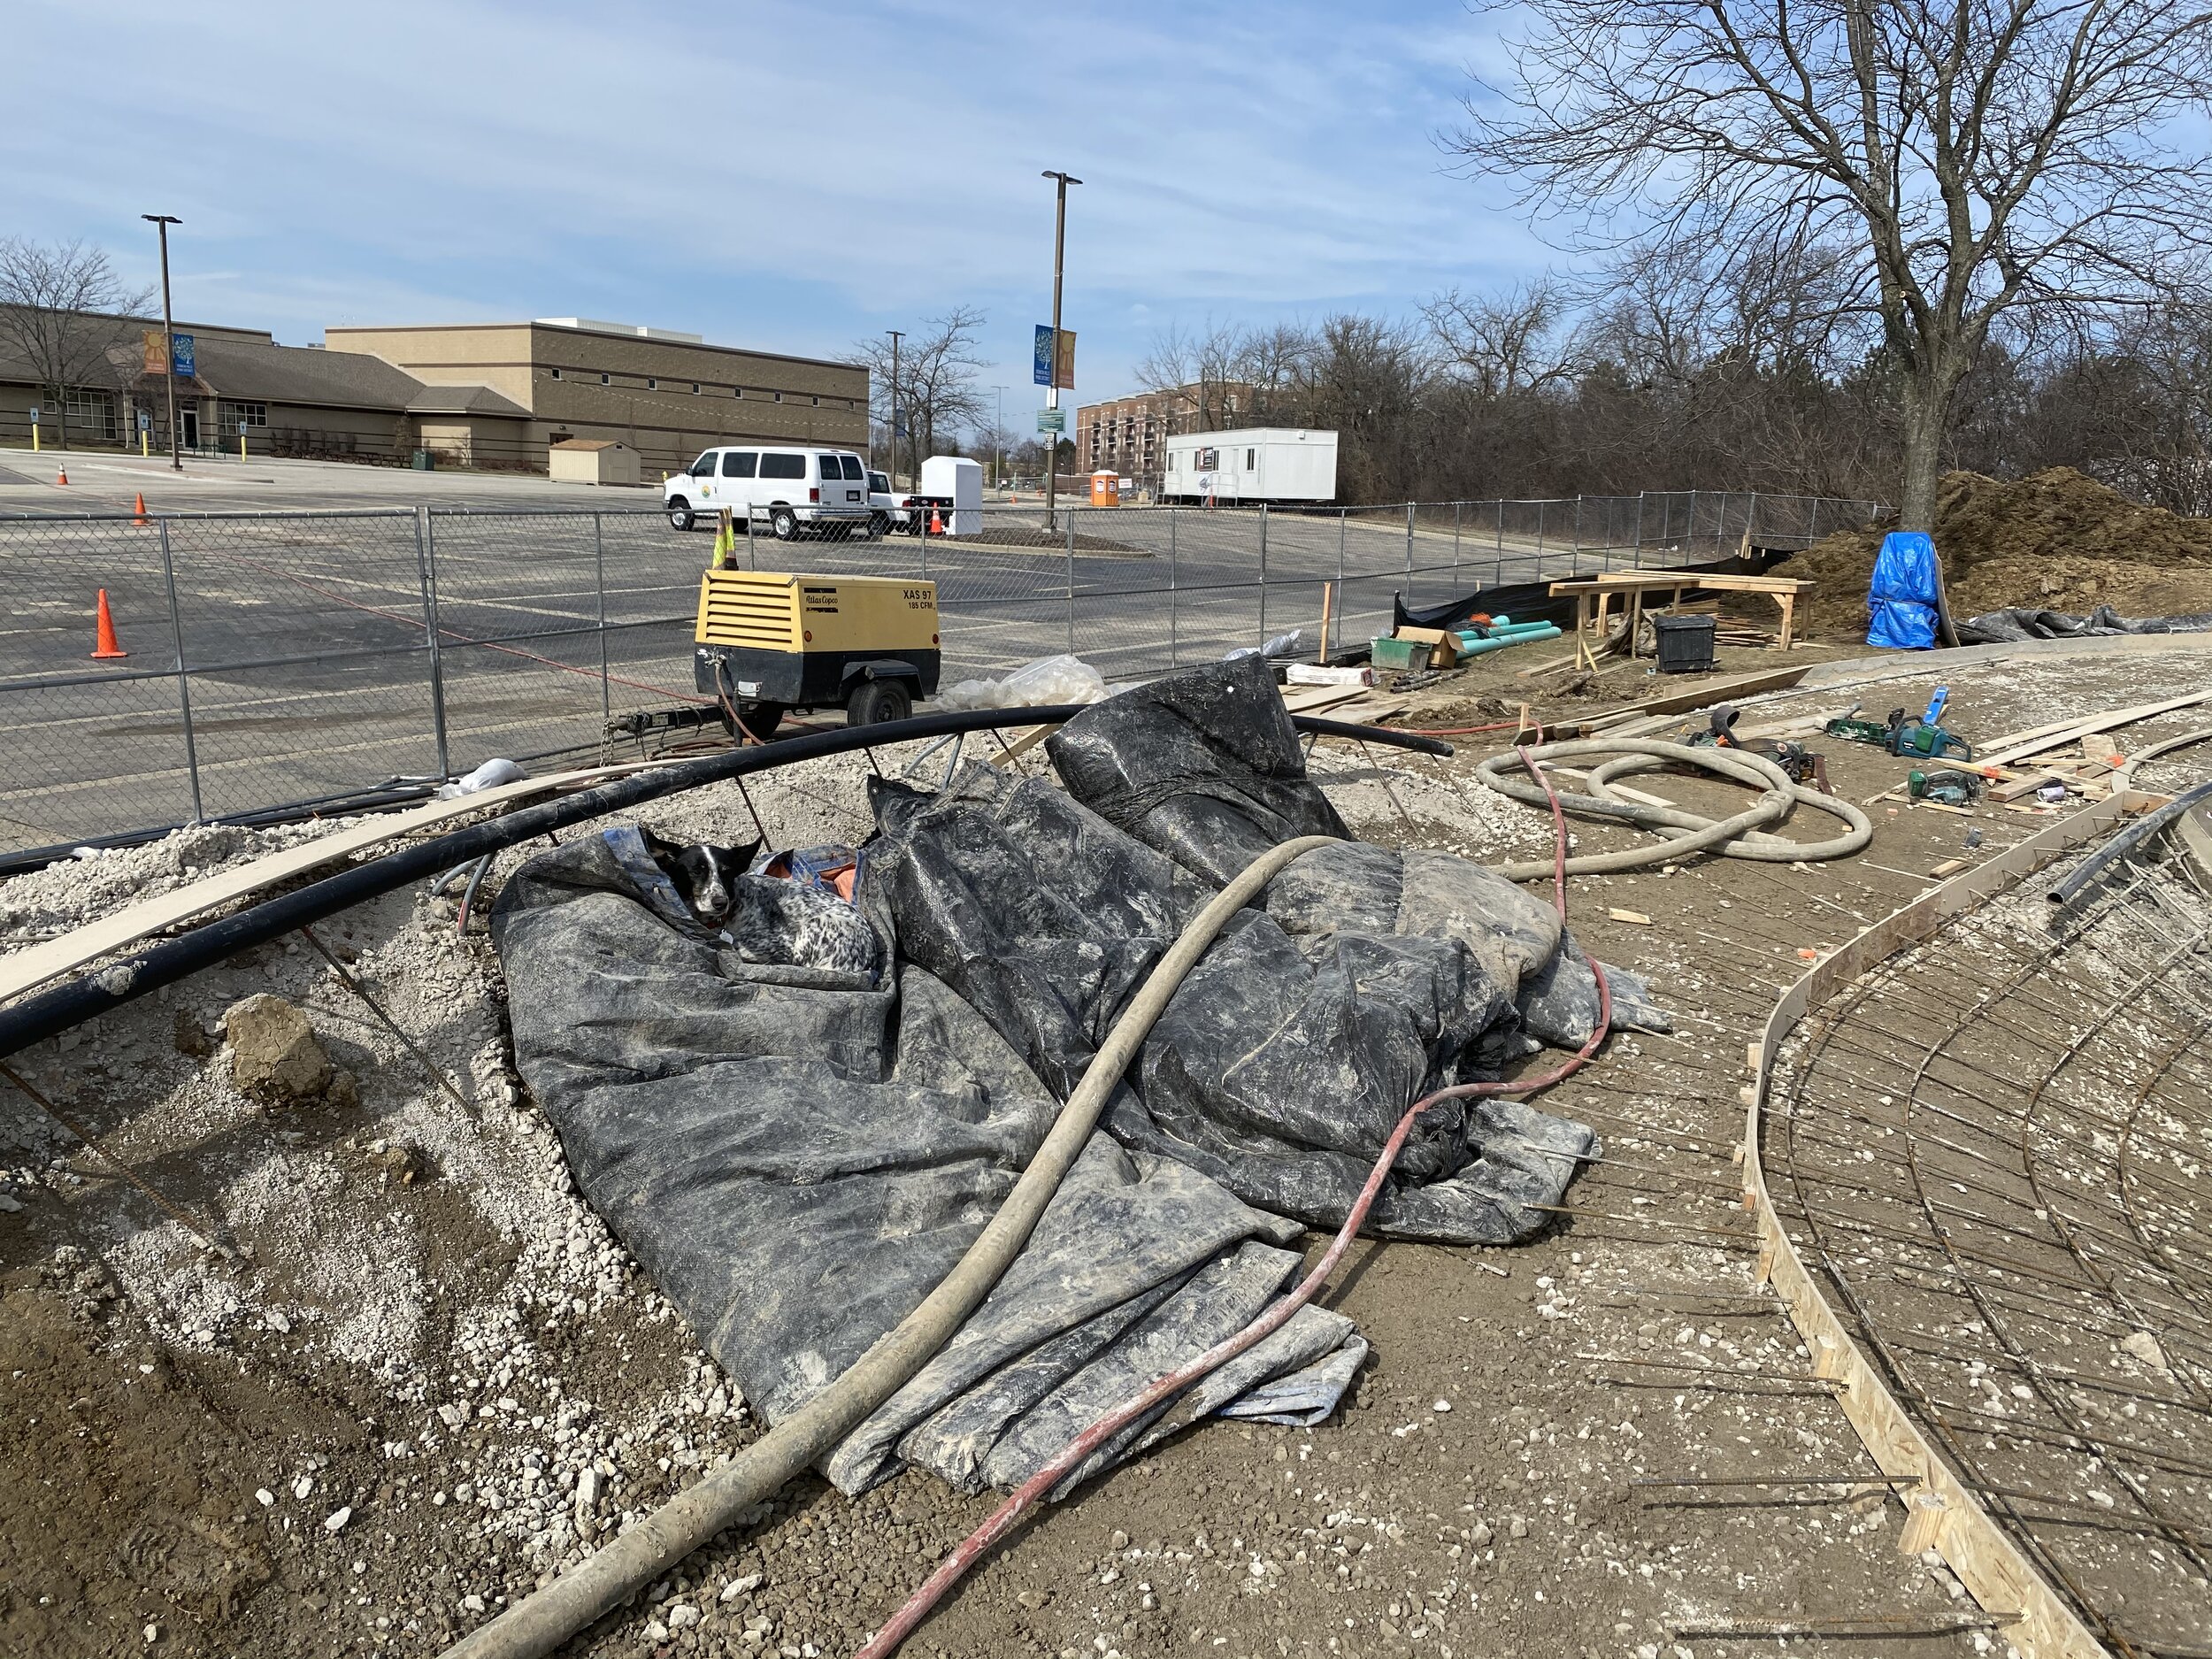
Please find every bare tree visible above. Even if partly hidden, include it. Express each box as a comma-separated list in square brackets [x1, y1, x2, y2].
[1424, 278, 1578, 397]
[0, 237, 154, 449]
[1448, 0, 2212, 537]
[849, 306, 988, 483]
[1134, 319, 1252, 431]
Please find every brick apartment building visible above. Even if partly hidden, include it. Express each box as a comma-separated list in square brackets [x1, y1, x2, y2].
[1074, 381, 1254, 486]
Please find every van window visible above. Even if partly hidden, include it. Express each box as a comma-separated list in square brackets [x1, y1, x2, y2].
[688, 452, 717, 478]
[759, 452, 805, 480]
[721, 452, 757, 478]
[840, 456, 865, 480]
[818, 455, 843, 479]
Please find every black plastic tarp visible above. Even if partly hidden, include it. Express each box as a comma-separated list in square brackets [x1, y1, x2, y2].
[490, 657, 1632, 1497]
[1392, 548, 1785, 638]
[1955, 604, 2212, 644]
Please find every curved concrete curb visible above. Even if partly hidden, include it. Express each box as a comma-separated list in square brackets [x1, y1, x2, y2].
[1739, 795, 2146, 1659]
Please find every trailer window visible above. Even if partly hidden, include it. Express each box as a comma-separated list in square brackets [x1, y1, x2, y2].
[721, 452, 757, 478]
[1246, 449, 1256, 470]
[760, 452, 805, 480]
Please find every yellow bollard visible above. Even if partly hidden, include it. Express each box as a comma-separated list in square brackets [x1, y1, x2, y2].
[30, 423, 38, 454]
[141, 430, 149, 457]
[239, 432, 247, 463]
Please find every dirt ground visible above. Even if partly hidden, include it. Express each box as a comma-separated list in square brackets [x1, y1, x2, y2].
[1769, 466, 2212, 638]
[5, 638, 2210, 1659]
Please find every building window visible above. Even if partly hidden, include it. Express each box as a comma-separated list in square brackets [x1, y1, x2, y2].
[647, 378, 657, 390]
[549, 367, 563, 380]
[600, 373, 611, 385]
[690, 382, 699, 395]
[64, 388, 116, 440]
[220, 400, 268, 433]
[733, 387, 743, 397]
[773, 391, 783, 403]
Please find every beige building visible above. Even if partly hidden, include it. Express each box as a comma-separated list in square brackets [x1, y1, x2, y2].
[324, 318, 868, 478]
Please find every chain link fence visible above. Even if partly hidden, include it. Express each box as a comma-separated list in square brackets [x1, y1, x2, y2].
[0, 489, 1878, 854]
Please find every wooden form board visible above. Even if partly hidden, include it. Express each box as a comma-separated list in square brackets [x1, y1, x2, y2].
[1740, 794, 2137, 1659]
[1978, 686, 2212, 769]
[0, 762, 655, 1007]
[1550, 664, 1814, 739]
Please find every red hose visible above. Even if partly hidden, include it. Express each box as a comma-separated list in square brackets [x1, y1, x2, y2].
[854, 744, 1609, 1658]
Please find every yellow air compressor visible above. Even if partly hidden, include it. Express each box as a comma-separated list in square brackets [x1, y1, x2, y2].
[692, 569, 941, 735]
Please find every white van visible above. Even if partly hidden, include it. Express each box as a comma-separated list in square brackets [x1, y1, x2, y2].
[664, 447, 873, 539]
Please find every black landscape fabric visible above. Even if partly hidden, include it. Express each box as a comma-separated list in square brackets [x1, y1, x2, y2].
[1955, 604, 2212, 644]
[492, 657, 1628, 1497]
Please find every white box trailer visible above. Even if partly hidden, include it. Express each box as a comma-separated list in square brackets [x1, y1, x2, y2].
[1161, 427, 1337, 505]
[918, 455, 983, 534]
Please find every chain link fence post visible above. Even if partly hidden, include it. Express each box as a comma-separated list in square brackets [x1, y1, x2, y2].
[1169, 507, 1179, 668]
[1746, 491, 1759, 562]
[416, 505, 452, 781]
[1064, 508, 1076, 655]
[1404, 502, 1416, 604]
[1258, 503, 1270, 642]
[1632, 492, 1646, 570]
[1808, 495, 1822, 547]
[1494, 498, 1503, 585]
[157, 519, 205, 824]
[593, 511, 611, 727]
[1453, 500, 1463, 581]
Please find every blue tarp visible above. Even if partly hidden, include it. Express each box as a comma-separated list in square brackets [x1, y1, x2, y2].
[1867, 530, 1939, 649]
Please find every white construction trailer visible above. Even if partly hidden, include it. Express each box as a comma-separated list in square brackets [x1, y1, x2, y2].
[1160, 427, 1338, 505]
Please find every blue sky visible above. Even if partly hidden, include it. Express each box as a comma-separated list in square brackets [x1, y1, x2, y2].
[8, 0, 1548, 421]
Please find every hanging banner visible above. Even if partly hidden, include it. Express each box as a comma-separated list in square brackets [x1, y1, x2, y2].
[142, 329, 167, 374]
[1033, 325, 1053, 387]
[1053, 327, 1075, 390]
[171, 333, 196, 378]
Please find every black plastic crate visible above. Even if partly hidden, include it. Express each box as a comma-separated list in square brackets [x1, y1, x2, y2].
[1654, 613, 1717, 674]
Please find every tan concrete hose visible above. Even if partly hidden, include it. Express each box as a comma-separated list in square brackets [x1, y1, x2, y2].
[440, 833, 1343, 1659]
[1475, 739, 1871, 879]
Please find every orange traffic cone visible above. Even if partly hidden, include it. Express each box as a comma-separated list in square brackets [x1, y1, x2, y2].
[90, 589, 128, 659]
[133, 492, 150, 526]
[55, 464, 67, 486]
[928, 505, 945, 536]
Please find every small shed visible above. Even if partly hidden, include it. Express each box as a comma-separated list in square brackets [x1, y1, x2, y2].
[549, 439, 640, 486]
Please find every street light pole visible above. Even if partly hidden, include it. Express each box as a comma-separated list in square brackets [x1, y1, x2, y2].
[142, 213, 182, 472]
[1041, 170, 1080, 526]
[885, 329, 903, 489]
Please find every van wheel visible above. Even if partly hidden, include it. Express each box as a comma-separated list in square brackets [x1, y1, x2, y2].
[770, 507, 797, 541]
[845, 678, 912, 727]
[868, 511, 889, 538]
[667, 498, 695, 532]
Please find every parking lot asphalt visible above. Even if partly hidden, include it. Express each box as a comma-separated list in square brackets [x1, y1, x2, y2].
[0, 452, 1684, 851]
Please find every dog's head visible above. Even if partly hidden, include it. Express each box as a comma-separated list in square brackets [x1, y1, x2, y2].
[639, 828, 764, 926]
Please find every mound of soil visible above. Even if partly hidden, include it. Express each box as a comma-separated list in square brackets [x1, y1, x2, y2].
[1768, 466, 2212, 638]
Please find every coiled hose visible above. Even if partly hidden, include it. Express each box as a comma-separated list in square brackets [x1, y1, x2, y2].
[1474, 738, 1871, 879]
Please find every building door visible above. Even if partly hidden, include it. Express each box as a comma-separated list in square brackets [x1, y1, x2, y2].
[180, 404, 200, 449]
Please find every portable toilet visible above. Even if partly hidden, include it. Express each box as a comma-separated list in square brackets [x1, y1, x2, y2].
[1089, 470, 1121, 508]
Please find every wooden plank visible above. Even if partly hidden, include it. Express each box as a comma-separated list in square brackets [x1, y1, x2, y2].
[1978, 686, 2212, 768]
[1991, 770, 2064, 803]
[1555, 664, 1813, 737]
[1607, 907, 1653, 926]
[0, 762, 656, 1006]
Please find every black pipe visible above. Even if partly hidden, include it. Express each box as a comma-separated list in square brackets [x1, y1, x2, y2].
[2047, 779, 2212, 906]
[0, 707, 1447, 1062]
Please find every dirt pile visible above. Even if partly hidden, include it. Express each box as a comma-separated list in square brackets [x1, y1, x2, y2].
[1769, 466, 2212, 637]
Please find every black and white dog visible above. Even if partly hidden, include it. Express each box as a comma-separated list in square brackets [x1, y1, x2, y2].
[638, 827, 762, 928]
[638, 827, 879, 978]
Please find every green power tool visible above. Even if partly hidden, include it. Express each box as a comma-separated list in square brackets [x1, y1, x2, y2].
[1824, 688, 1974, 762]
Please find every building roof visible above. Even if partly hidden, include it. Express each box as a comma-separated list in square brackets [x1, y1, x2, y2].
[179, 336, 430, 412]
[405, 381, 530, 418]
[549, 438, 629, 450]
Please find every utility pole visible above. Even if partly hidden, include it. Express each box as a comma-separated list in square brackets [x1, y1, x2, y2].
[885, 329, 903, 488]
[1041, 170, 1080, 526]
[142, 213, 182, 472]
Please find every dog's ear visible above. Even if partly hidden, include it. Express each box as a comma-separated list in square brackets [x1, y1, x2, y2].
[728, 837, 764, 872]
[637, 826, 680, 859]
